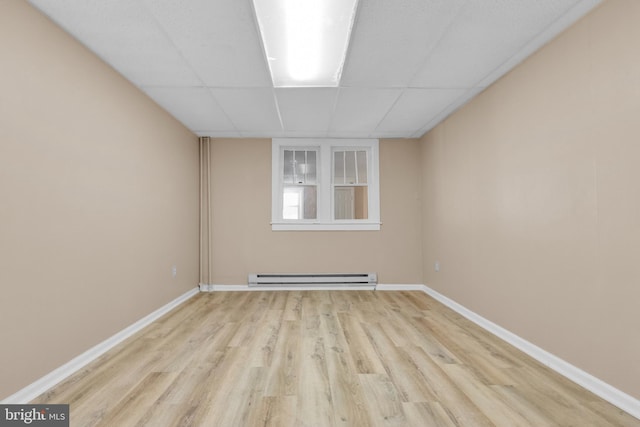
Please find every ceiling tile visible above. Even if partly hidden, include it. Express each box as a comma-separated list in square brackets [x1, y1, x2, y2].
[275, 89, 338, 132]
[327, 131, 378, 139]
[143, 87, 235, 133]
[330, 88, 402, 133]
[280, 131, 334, 138]
[375, 131, 417, 139]
[239, 131, 286, 139]
[411, 0, 582, 88]
[211, 88, 282, 133]
[29, 0, 201, 87]
[142, 0, 272, 87]
[376, 88, 466, 134]
[341, 0, 465, 87]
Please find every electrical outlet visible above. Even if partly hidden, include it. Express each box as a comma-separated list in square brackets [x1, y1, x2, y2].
[171, 265, 177, 278]
[434, 261, 440, 272]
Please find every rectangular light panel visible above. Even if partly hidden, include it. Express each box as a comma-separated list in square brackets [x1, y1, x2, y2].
[253, 0, 359, 87]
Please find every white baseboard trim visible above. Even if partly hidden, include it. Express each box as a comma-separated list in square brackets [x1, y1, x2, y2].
[2, 287, 200, 404]
[200, 284, 376, 292]
[375, 284, 425, 291]
[418, 284, 640, 420]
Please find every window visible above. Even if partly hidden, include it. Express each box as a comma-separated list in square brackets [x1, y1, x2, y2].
[333, 150, 368, 220]
[281, 149, 317, 220]
[272, 138, 380, 231]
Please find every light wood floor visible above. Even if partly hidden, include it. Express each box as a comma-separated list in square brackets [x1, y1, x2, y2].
[33, 291, 639, 426]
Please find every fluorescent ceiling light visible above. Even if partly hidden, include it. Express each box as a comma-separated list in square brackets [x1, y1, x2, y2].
[253, 0, 359, 87]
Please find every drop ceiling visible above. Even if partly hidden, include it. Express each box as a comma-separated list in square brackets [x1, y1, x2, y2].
[28, 0, 601, 139]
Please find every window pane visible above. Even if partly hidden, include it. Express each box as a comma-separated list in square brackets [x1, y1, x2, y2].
[283, 150, 294, 184]
[305, 150, 317, 184]
[344, 151, 356, 184]
[354, 186, 368, 219]
[283, 186, 317, 220]
[357, 150, 367, 184]
[334, 186, 368, 220]
[302, 186, 317, 219]
[294, 150, 306, 183]
[282, 188, 300, 220]
[334, 151, 345, 184]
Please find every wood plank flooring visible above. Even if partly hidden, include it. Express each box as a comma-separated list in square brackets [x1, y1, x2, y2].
[33, 291, 639, 426]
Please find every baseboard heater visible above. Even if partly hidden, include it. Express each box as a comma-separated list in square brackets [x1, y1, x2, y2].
[248, 273, 377, 287]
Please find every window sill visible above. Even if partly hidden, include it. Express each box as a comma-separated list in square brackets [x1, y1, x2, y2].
[271, 221, 381, 231]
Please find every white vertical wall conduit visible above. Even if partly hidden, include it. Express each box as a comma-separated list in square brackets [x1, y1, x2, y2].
[199, 137, 212, 289]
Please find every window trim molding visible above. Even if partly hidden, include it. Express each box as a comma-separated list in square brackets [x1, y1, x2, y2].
[272, 138, 380, 231]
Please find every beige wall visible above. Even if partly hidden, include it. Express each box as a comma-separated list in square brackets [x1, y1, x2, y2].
[0, 2, 199, 399]
[420, 0, 640, 399]
[207, 138, 422, 285]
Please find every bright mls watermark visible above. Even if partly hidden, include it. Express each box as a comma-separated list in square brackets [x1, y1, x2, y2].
[0, 405, 68, 426]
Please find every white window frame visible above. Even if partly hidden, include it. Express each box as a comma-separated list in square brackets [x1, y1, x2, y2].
[272, 138, 380, 231]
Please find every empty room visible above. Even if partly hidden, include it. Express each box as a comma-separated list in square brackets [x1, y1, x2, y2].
[1, 0, 639, 425]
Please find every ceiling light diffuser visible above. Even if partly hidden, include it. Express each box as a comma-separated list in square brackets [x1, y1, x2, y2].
[253, 0, 359, 87]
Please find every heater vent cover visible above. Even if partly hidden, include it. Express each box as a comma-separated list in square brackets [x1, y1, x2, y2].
[248, 273, 377, 286]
